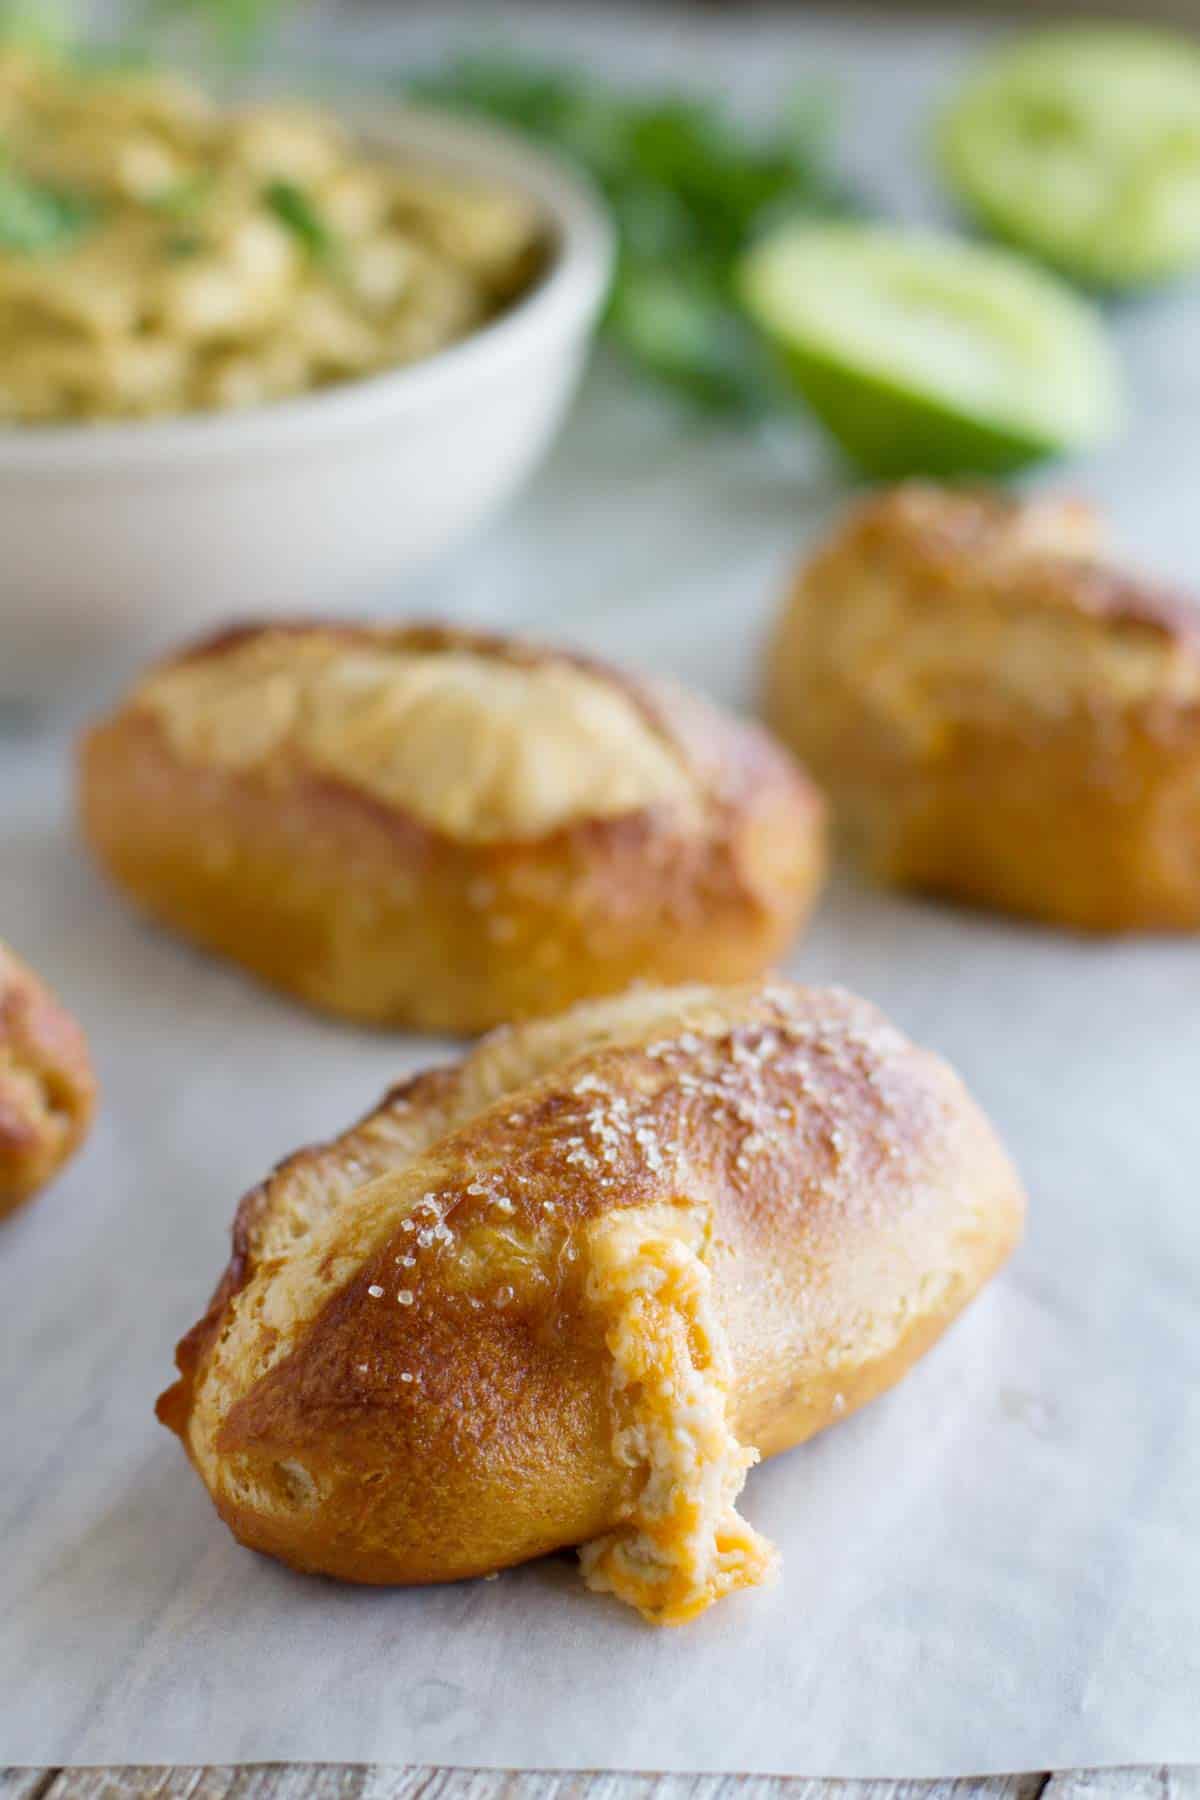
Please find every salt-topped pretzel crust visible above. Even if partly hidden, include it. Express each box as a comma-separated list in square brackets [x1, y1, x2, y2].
[159, 978, 1024, 1615]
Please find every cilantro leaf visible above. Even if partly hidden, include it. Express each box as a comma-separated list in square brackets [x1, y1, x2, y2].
[264, 178, 332, 261]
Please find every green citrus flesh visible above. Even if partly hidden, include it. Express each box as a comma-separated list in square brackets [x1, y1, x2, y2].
[739, 222, 1121, 477]
[939, 26, 1200, 290]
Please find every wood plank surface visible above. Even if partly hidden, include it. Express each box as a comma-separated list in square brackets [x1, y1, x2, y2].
[0, 1774, 1047, 1800]
[1, 1771, 1197, 1800]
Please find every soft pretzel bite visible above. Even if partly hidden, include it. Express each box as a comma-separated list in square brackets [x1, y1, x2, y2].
[80, 621, 825, 1032]
[158, 978, 1024, 1624]
[765, 483, 1200, 931]
[0, 940, 95, 1217]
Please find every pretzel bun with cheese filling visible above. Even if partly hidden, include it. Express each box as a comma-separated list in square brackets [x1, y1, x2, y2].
[157, 977, 1025, 1625]
[0, 940, 95, 1217]
[764, 482, 1200, 932]
[79, 622, 825, 1033]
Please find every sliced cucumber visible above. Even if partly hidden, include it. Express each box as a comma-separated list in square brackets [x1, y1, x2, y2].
[739, 222, 1121, 478]
[939, 26, 1200, 290]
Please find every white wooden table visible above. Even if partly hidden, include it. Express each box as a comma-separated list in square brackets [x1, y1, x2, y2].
[3, 1770, 1199, 1799]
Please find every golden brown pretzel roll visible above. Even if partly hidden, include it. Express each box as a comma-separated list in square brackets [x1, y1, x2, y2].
[0, 940, 95, 1217]
[764, 483, 1200, 932]
[157, 977, 1024, 1625]
[80, 623, 825, 1032]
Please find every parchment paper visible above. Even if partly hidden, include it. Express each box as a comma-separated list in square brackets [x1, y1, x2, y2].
[3, 6, 1200, 1774]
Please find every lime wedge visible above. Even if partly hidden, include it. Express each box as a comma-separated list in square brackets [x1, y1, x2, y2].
[939, 26, 1200, 289]
[739, 222, 1121, 477]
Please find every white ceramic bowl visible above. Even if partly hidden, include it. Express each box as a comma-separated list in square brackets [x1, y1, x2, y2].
[0, 104, 613, 697]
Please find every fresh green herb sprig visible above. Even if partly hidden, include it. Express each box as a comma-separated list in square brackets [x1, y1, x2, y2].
[410, 55, 853, 413]
[264, 177, 333, 261]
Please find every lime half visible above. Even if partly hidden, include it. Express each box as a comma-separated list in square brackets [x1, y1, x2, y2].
[939, 27, 1200, 290]
[739, 222, 1121, 478]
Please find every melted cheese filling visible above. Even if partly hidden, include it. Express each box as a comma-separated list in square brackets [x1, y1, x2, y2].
[136, 635, 696, 842]
[579, 1207, 778, 1626]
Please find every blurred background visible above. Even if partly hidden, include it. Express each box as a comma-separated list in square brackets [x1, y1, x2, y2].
[3, 0, 1199, 692]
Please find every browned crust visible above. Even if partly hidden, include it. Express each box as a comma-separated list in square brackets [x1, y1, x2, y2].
[839, 484, 1200, 649]
[158, 1063, 457, 1442]
[0, 941, 95, 1217]
[765, 484, 1200, 933]
[80, 622, 826, 1031]
[157, 979, 1025, 1587]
